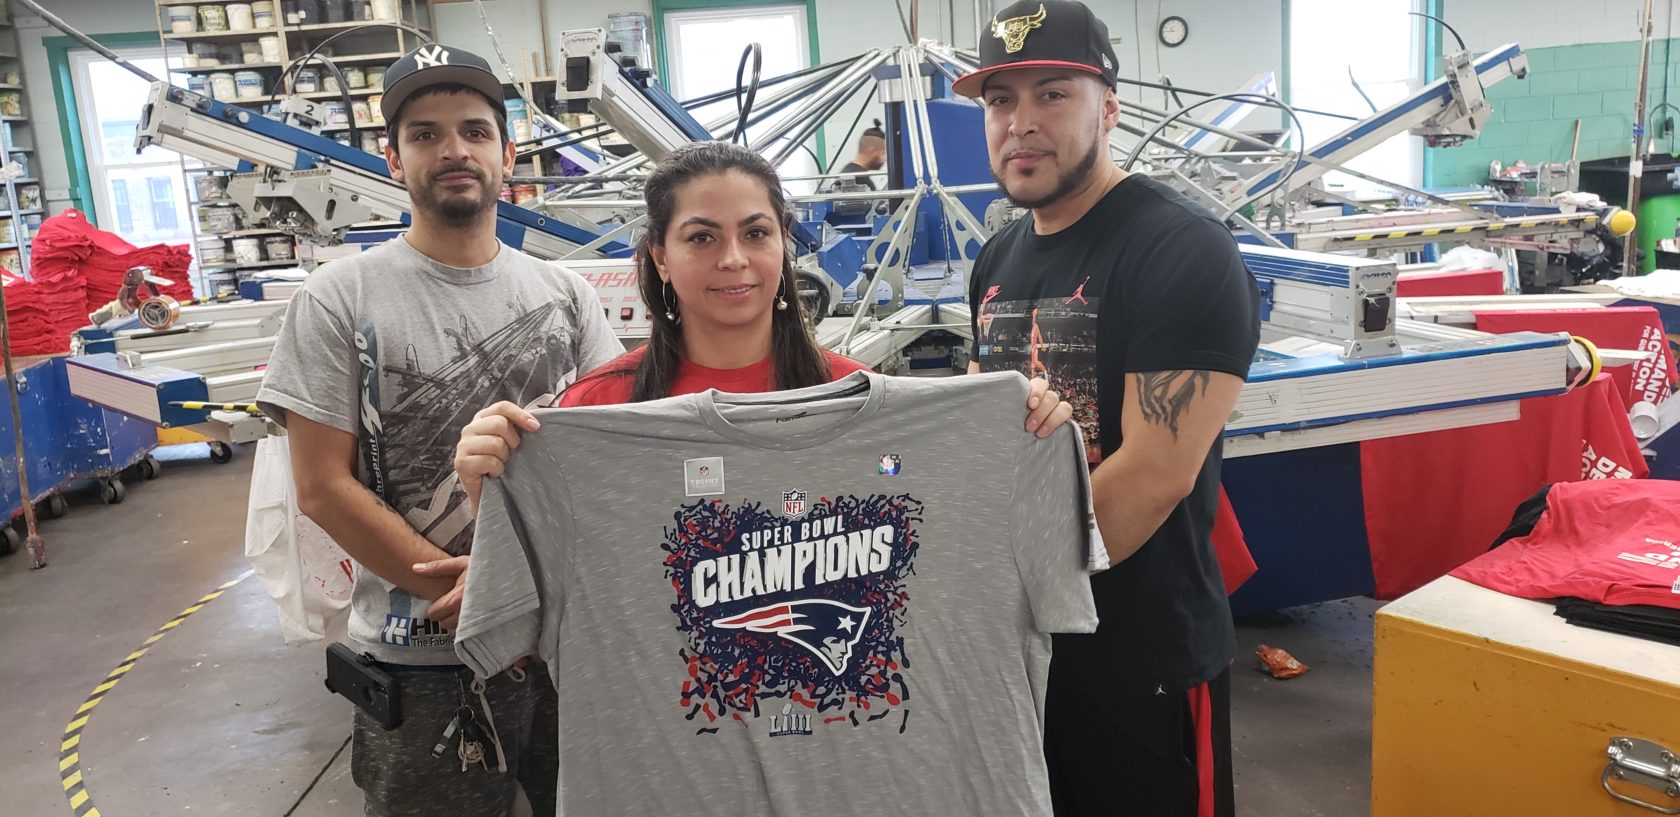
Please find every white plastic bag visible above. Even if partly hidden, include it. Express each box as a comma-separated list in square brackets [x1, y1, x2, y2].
[1436, 244, 1504, 273]
[244, 435, 354, 644]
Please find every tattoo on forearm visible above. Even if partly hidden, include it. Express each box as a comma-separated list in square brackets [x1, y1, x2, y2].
[1136, 370, 1209, 439]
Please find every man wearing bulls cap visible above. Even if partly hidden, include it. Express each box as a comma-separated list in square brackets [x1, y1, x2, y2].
[257, 43, 620, 815]
[958, 2, 1260, 814]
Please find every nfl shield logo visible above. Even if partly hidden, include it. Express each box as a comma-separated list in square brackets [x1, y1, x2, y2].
[782, 490, 807, 518]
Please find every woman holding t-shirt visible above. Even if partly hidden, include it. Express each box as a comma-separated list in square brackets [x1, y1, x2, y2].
[446, 140, 1071, 523]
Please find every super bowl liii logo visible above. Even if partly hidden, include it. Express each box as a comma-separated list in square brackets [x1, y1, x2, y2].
[768, 702, 813, 737]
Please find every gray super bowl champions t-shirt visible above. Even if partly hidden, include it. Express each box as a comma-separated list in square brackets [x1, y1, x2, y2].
[256, 236, 622, 665]
[456, 370, 1106, 816]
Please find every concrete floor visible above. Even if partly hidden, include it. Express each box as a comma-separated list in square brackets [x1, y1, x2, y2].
[0, 445, 1379, 816]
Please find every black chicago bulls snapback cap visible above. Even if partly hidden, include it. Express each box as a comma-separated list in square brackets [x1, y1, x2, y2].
[952, 0, 1119, 98]
[379, 43, 506, 124]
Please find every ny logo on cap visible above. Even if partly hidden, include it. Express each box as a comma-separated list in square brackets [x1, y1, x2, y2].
[414, 45, 452, 69]
[991, 4, 1047, 54]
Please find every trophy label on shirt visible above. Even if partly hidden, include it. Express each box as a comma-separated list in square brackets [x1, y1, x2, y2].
[662, 493, 923, 736]
[683, 457, 725, 497]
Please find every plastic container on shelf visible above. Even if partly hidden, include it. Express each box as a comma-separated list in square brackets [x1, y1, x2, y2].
[0, 92, 21, 118]
[198, 4, 229, 32]
[368, 94, 384, 123]
[322, 74, 341, 94]
[193, 173, 228, 202]
[16, 185, 40, 211]
[263, 235, 295, 261]
[206, 270, 238, 295]
[252, 1, 276, 28]
[167, 6, 198, 33]
[204, 205, 241, 233]
[208, 72, 237, 101]
[323, 102, 348, 126]
[371, 0, 400, 22]
[359, 132, 381, 154]
[259, 35, 282, 62]
[191, 42, 219, 66]
[227, 4, 255, 31]
[294, 67, 320, 93]
[198, 238, 229, 266]
[351, 100, 371, 125]
[235, 71, 265, 99]
[344, 66, 366, 89]
[231, 237, 263, 264]
[187, 74, 209, 96]
[241, 40, 264, 64]
[366, 67, 386, 87]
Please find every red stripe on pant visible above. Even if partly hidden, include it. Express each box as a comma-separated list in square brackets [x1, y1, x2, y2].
[1187, 681, 1214, 817]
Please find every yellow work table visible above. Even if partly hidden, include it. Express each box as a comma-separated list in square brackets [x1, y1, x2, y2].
[1374, 576, 1680, 816]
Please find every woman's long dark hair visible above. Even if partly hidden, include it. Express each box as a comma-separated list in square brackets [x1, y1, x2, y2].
[625, 141, 831, 402]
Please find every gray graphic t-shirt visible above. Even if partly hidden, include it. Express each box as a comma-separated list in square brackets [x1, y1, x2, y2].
[256, 236, 621, 665]
[456, 371, 1104, 816]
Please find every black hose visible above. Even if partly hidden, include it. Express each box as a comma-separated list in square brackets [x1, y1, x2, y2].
[681, 57, 857, 108]
[734, 43, 763, 146]
[1122, 92, 1307, 213]
[268, 22, 433, 97]
[1409, 11, 1466, 52]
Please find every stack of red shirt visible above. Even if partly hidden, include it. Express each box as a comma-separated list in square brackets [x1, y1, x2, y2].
[21, 209, 196, 354]
[0, 271, 62, 356]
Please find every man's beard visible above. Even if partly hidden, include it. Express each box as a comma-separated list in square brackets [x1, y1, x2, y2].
[992, 133, 1101, 211]
[410, 164, 496, 226]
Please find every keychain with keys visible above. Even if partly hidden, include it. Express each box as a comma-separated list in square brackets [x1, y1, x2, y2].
[458, 708, 489, 772]
[430, 708, 466, 759]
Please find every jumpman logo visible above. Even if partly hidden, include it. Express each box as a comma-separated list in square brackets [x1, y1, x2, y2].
[1066, 276, 1091, 306]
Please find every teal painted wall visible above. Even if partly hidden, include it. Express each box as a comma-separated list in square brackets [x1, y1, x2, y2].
[1428, 39, 1680, 187]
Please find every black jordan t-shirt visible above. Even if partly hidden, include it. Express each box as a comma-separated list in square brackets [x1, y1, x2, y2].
[968, 174, 1260, 695]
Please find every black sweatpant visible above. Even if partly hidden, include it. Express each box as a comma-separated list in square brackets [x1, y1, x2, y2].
[1044, 667, 1234, 817]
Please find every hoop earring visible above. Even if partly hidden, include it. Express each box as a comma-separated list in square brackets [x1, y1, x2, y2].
[662, 281, 681, 324]
[775, 276, 789, 311]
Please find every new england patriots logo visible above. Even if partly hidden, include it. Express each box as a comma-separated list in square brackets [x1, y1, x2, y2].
[713, 600, 871, 675]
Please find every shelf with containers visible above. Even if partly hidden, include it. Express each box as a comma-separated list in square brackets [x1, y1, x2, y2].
[158, 2, 434, 291]
[0, 7, 35, 278]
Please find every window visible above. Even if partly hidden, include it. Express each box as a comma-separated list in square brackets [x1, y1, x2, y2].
[149, 177, 178, 232]
[68, 47, 195, 249]
[1289, 0, 1426, 195]
[110, 179, 133, 235]
[664, 4, 818, 190]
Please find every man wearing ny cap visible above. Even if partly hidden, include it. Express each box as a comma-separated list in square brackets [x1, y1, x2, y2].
[256, 44, 620, 815]
[957, 2, 1259, 814]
